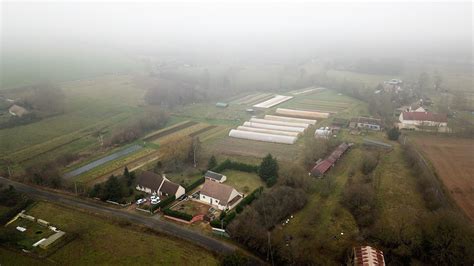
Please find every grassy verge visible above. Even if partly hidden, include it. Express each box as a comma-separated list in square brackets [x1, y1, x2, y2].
[21, 202, 219, 265]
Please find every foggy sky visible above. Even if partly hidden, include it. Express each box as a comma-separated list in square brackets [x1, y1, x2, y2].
[1, 1, 472, 59]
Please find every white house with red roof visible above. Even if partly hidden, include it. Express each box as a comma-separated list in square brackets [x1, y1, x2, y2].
[398, 111, 448, 131]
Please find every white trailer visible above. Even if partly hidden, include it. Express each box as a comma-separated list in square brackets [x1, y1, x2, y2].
[229, 129, 297, 144]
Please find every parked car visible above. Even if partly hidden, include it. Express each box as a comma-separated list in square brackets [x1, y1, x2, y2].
[178, 194, 187, 201]
[151, 198, 160, 205]
[136, 198, 147, 205]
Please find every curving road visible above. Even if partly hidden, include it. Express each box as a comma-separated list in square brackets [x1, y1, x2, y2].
[0, 177, 237, 255]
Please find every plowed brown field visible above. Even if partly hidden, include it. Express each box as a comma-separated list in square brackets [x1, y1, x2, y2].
[413, 136, 474, 222]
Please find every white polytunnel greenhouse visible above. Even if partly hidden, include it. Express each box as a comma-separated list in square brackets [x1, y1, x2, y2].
[229, 129, 297, 144]
[253, 95, 294, 109]
[264, 115, 317, 125]
[248, 118, 309, 128]
[243, 121, 305, 133]
[275, 108, 330, 119]
[237, 126, 300, 137]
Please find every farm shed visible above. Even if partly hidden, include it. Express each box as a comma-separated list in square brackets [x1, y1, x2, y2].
[237, 126, 299, 137]
[199, 179, 243, 210]
[249, 118, 309, 128]
[310, 142, 351, 177]
[353, 246, 385, 266]
[229, 129, 297, 144]
[264, 115, 317, 125]
[349, 117, 382, 131]
[215, 102, 228, 108]
[243, 121, 305, 133]
[253, 95, 293, 109]
[205, 170, 227, 183]
[276, 108, 330, 119]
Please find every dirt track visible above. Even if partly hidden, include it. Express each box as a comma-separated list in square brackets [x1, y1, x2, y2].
[413, 136, 474, 222]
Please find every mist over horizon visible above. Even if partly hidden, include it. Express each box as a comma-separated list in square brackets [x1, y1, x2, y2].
[2, 2, 472, 60]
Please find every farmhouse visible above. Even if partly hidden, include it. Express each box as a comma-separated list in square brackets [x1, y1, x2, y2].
[398, 111, 448, 131]
[199, 179, 242, 210]
[353, 246, 385, 266]
[204, 170, 227, 183]
[349, 117, 382, 131]
[136, 171, 185, 198]
[310, 142, 351, 177]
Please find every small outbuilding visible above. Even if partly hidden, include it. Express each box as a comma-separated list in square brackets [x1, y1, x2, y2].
[204, 170, 227, 183]
[349, 117, 382, 131]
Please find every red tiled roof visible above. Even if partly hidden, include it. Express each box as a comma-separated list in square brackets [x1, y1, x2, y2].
[402, 111, 447, 122]
[311, 160, 333, 175]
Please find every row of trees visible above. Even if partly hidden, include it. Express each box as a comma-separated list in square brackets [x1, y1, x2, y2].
[226, 162, 312, 263]
[105, 107, 169, 147]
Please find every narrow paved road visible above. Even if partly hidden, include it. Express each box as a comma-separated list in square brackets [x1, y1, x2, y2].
[0, 177, 236, 254]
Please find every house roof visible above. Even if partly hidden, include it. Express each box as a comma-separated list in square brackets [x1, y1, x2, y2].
[402, 111, 447, 122]
[200, 179, 237, 205]
[136, 171, 164, 191]
[160, 180, 180, 196]
[205, 170, 225, 181]
[354, 246, 385, 266]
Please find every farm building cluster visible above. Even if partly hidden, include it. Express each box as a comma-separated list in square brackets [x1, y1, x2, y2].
[229, 95, 333, 145]
[310, 142, 352, 177]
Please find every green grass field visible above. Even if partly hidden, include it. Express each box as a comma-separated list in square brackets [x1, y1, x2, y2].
[17, 202, 219, 265]
[221, 170, 264, 194]
[0, 75, 147, 167]
[272, 134, 431, 263]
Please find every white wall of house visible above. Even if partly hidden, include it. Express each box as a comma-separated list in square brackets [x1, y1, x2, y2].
[175, 186, 185, 198]
[398, 113, 448, 129]
[199, 194, 225, 210]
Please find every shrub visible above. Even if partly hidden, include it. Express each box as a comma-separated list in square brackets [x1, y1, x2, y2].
[361, 153, 378, 175]
[163, 208, 192, 221]
[387, 127, 401, 140]
[235, 187, 263, 213]
[213, 159, 258, 173]
[185, 177, 205, 192]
